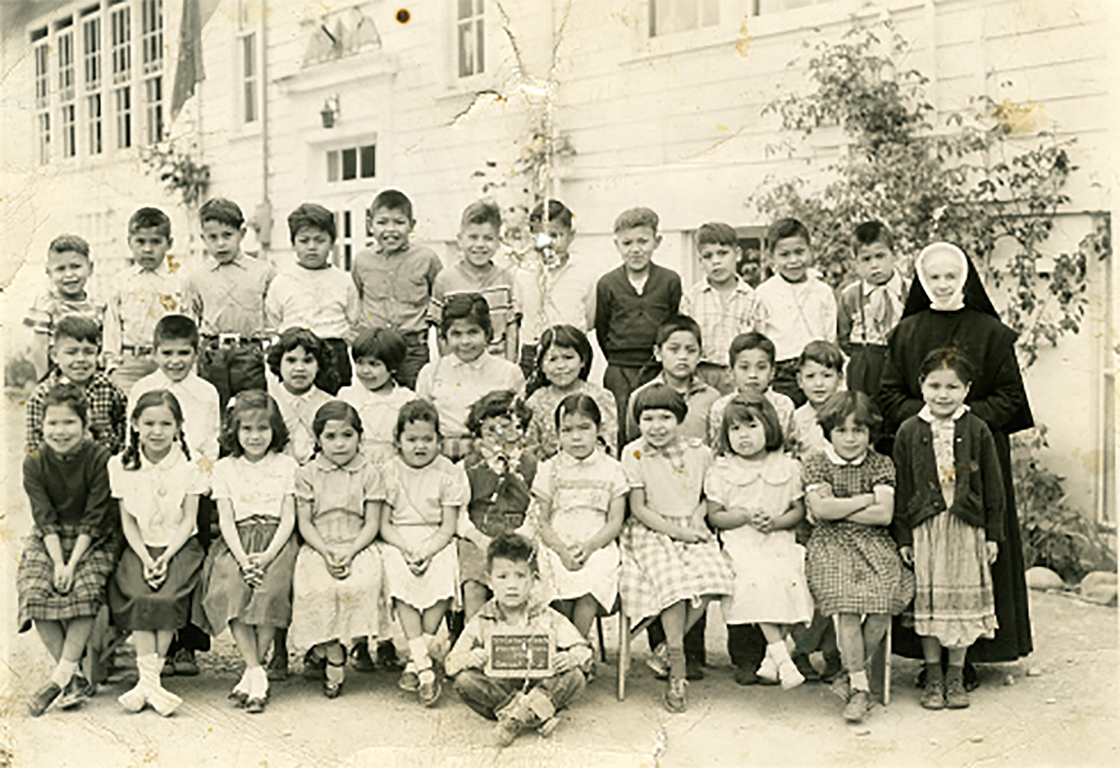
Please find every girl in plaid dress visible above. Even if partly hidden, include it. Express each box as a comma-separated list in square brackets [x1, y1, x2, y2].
[705, 395, 812, 690]
[803, 392, 914, 723]
[198, 391, 299, 713]
[620, 384, 733, 713]
[108, 390, 208, 716]
[531, 394, 627, 639]
[19, 383, 118, 717]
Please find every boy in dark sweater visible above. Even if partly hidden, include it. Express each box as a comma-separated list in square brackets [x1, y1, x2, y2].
[594, 207, 681, 447]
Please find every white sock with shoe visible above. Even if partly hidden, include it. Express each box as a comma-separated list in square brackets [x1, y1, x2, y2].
[50, 658, 78, 688]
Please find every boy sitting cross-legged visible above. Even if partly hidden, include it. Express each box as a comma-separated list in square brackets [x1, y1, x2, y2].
[447, 532, 591, 748]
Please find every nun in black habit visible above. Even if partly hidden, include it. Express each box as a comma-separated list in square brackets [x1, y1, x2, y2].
[878, 242, 1033, 681]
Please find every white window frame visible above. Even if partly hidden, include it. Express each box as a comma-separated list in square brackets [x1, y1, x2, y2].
[58, 24, 78, 159]
[140, 0, 163, 145]
[456, 0, 485, 80]
[648, 0, 721, 38]
[33, 33, 51, 165]
[110, 1, 133, 150]
[83, 12, 104, 156]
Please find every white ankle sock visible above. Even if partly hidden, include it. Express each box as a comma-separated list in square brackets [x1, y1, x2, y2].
[768, 641, 792, 666]
[51, 658, 79, 688]
[408, 637, 432, 671]
[248, 666, 268, 698]
[850, 670, 870, 692]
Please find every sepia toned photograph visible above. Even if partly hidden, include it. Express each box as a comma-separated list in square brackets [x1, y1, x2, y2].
[1, 1, 1117, 765]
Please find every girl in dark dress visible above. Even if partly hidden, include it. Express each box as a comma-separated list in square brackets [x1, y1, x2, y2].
[878, 242, 1033, 680]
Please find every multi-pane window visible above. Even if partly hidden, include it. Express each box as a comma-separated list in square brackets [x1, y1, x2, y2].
[84, 14, 102, 155]
[141, 0, 163, 143]
[33, 32, 50, 165]
[30, 1, 166, 162]
[753, 0, 836, 14]
[326, 143, 376, 183]
[58, 26, 77, 158]
[111, 3, 132, 149]
[649, 0, 720, 36]
[457, 0, 484, 78]
[241, 32, 258, 124]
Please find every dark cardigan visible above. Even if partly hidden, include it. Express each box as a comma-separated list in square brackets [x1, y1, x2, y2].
[892, 411, 1005, 547]
[593, 263, 681, 368]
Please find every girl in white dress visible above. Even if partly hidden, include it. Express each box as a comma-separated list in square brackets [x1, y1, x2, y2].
[289, 401, 385, 699]
[380, 400, 469, 707]
[337, 327, 415, 465]
[531, 394, 627, 638]
[706, 395, 813, 690]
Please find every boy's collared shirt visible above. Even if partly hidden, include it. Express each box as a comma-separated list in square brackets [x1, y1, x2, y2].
[351, 242, 442, 335]
[681, 276, 758, 367]
[838, 271, 909, 349]
[183, 252, 277, 337]
[754, 274, 837, 362]
[26, 369, 127, 455]
[625, 372, 720, 446]
[429, 260, 519, 355]
[104, 260, 185, 360]
[265, 264, 361, 341]
[445, 597, 593, 678]
[128, 369, 220, 465]
[513, 253, 596, 344]
[24, 290, 106, 339]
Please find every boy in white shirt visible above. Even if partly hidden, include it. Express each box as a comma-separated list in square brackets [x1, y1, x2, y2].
[754, 218, 837, 407]
[265, 203, 361, 394]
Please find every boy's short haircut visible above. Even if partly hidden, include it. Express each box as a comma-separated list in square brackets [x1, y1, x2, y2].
[199, 198, 245, 229]
[288, 202, 337, 243]
[53, 315, 101, 347]
[461, 200, 502, 230]
[440, 293, 493, 341]
[766, 218, 811, 250]
[221, 389, 290, 456]
[719, 395, 784, 454]
[797, 339, 844, 373]
[395, 398, 441, 439]
[370, 189, 413, 220]
[655, 314, 702, 349]
[128, 207, 172, 238]
[529, 200, 574, 230]
[49, 234, 91, 259]
[267, 327, 334, 387]
[487, 531, 537, 574]
[631, 382, 687, 425]
[918, 346, 975, 387]
[696, 222, 739, 249]
[852, 221, 894, 253]
[42, 382, 89, 426]
[816, 390, 882, 434]
[465, 389, 532, 436]
[614, 206, 659, 234]
[350, 327, 407, 374]
[728, 331, 776, 368]
[153, 314, 200, 350]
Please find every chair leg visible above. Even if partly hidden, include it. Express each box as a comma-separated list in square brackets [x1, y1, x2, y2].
[883, 622, 892, 706]
[618, 610, 629, 701]
[597, 615, 607, 664]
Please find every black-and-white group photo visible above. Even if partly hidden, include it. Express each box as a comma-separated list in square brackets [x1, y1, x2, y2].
[1, 1, 1117, 765]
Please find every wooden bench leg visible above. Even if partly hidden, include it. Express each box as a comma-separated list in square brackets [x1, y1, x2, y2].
[618, 610, 629, 701]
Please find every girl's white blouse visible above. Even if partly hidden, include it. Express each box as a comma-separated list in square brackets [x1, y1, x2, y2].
[108, 447, 209, 547]
[211, 452, 299, 522]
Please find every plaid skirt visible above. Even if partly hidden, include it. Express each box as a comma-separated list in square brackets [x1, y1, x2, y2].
[619, 517, 733, 626]
[905, 512, 998, 648]
[806, 520, 914, 617]
[196, 517, 297, 634]
[17, 525, 118, 633]
[109, 538, 204, 632]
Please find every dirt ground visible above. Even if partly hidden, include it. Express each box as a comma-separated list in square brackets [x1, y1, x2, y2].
[2, 402, 1118, 768]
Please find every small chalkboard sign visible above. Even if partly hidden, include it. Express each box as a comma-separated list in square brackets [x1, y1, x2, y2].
[483, 625, 555, 678]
